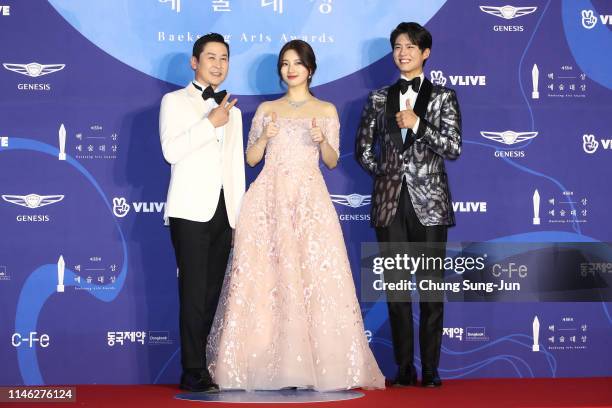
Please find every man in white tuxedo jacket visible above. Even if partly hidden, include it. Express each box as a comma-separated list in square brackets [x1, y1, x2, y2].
[159, 33, 245, 393]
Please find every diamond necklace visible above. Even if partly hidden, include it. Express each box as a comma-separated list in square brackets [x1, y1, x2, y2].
[286, 98, 310, 109]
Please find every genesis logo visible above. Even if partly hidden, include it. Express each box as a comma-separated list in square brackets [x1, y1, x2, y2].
[2, 194, 64, 222]
[479, 5, 537, 19]
[3, 62, 65, 77]
[330, 194, 371, 208]
[331, 193, 371, 222]
[480, 5, 537, 32]
[481, 130, 538, 158]
[480, 131, 538, 145]
[2, 194, 64, 208]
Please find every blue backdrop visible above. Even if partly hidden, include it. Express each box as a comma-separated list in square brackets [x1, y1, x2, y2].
[1, 0, 611, 385]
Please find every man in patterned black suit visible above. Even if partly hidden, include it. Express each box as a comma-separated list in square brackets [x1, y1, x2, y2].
[356, 22, 461, 388]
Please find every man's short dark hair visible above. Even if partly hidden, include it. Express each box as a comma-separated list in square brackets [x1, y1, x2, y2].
[390, 22, 432, 52]
[192, 33, 230, 60]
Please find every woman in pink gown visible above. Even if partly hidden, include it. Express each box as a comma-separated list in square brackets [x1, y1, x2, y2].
[206, 40, 385, 391]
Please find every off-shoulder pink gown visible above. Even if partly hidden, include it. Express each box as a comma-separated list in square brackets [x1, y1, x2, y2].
[206, 111, 385, 391]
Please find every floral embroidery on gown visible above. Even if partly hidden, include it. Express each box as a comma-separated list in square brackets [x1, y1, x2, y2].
[206, 110, 385, 391]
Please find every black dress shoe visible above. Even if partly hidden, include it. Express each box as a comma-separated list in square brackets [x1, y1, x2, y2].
[179, 370, 220, 393]
[391, 366, 418, 387]
[421, 368, 442, 388]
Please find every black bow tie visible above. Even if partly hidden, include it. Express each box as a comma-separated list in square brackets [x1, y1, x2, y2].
[192, 82, 227, 104]
[398, 77, 421, 94]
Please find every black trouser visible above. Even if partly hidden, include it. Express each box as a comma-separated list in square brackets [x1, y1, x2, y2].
[375, 181, 447, 373]
[169, 191, 231, 373]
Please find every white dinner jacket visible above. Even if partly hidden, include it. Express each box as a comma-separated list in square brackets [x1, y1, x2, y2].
[159, 82, 245, 228]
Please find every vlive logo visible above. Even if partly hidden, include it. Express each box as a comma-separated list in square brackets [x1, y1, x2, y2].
[0, 5, 9, 16]
[581, 9, 612, 29]
[159, 0, 181, 13]
[2, 194, 64, 222]
[481, 130, 538, 158]
[112, 197, 165, 218]
[331, 193, 371, 222]
[3, 62, 65, 91]
[582, 134, 612, 154]
[430, 70, 486, 87]
[480, 5, 537, 32]
[0, 136, 8, 148]
[112, 197, 130, 217]
[452, 201, 487, 213]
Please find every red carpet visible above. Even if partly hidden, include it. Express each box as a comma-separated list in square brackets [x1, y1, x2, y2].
[6, 378, 612, 407]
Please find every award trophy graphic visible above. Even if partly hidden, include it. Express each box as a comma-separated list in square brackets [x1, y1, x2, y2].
[532, 64, 539, 99]
[58, 124, 66, 161]
[532, 316, 540, 352]
[57, 255, 65, 293]
[533, 190, 541, 225]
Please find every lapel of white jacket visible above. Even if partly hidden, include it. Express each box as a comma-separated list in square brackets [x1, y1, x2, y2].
[185, 82, 205, 115]
[222, 109, 234, 158]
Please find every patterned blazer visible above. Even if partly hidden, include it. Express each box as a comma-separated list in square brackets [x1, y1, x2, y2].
[356, 78, 462, 228]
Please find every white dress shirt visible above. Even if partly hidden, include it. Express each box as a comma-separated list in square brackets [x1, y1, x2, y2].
[194, 80, 225, 188]
[399, 73, 423, 142]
